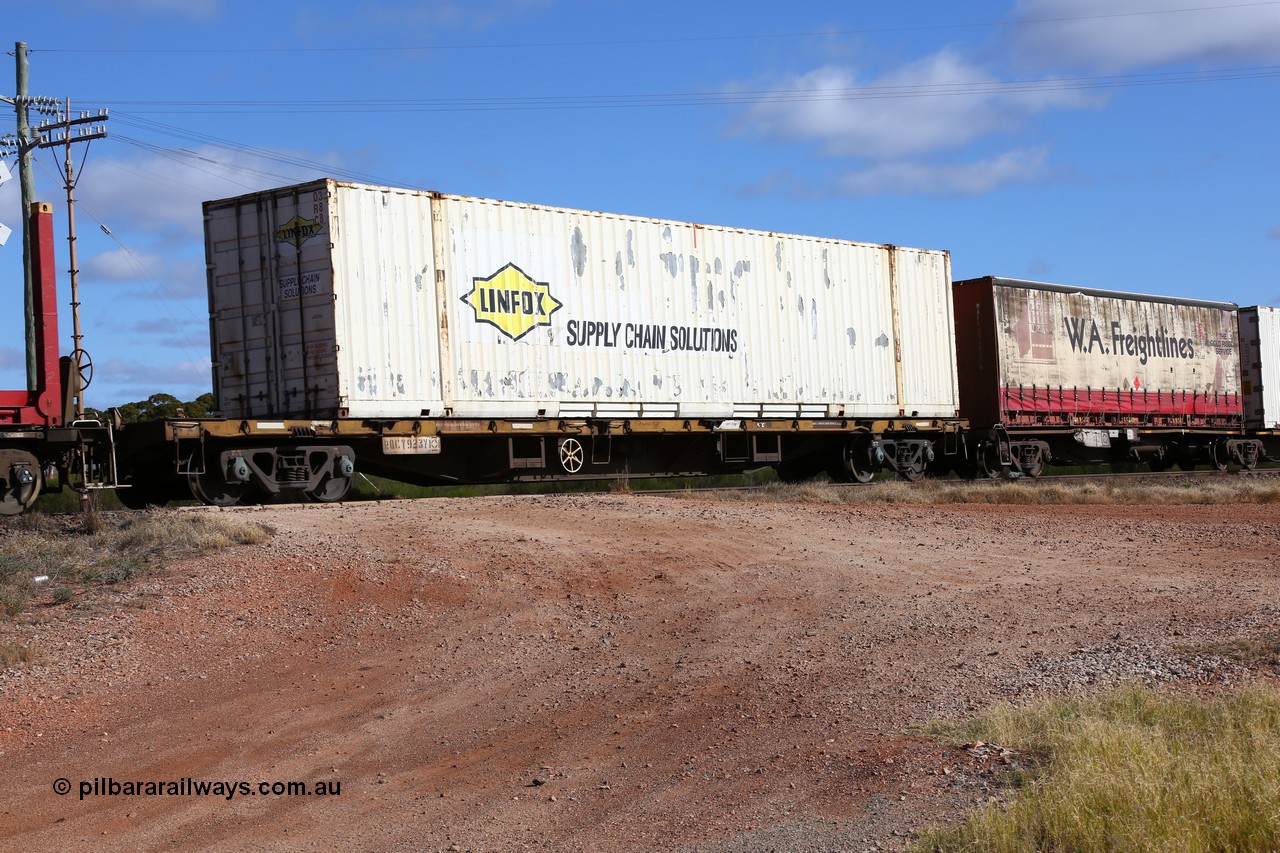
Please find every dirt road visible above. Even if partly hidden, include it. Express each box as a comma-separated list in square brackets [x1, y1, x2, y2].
[2, 495, 1277, 851]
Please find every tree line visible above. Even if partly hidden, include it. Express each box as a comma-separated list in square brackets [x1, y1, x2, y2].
[87, 392, 216, 423]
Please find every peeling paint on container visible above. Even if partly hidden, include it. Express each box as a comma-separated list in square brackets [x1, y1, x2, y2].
[954, 277, 1243, 427]
[206, 179, 957, 420]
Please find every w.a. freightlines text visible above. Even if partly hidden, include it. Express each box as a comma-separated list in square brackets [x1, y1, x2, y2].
[1062, 316, 1198, 364]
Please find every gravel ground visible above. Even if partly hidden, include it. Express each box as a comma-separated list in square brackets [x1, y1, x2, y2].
[1, 496, 1277, 852]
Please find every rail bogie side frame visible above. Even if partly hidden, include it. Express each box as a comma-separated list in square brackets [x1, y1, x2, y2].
[113, 415, 971, 506]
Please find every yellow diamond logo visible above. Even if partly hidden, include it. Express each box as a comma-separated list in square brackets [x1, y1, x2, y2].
[462, 263, 562, 341]
[275, 215, 324, 248]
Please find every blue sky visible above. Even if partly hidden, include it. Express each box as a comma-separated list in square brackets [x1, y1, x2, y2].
[2, 0, 1279, 408]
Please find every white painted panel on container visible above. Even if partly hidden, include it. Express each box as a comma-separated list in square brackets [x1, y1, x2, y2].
[1241, 306, 1280, 429]
[438, 196, 955, 418]
[992, 286, 1241, 397]
[329, 184, 443, 418]
[893, 247, 958, 416]
[208, 180, 957, 421]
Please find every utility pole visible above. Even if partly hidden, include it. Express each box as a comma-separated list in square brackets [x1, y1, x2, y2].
[36, 99, 109, 419]
[3, 43, 60, 393]
[15, 42, 36, 391]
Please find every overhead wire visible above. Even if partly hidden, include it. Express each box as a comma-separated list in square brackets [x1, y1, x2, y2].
[12, 0, 1275, 397]
[30, 1, 1280, 54]
[26, 154, 208, 368]
[86, 64, 1280, 115]
[110, 115, 421, 187]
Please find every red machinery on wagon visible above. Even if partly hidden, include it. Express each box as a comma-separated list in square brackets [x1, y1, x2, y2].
[0, 202, 115, 514]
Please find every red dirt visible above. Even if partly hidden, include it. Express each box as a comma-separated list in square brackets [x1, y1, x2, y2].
[2, 495, 1277, 851]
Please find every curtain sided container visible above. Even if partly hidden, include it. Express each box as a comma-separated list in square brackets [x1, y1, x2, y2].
[953, 276, 1243, 429]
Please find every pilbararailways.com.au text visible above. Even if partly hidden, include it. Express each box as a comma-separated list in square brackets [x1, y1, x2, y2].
[55, 777, 341, 801]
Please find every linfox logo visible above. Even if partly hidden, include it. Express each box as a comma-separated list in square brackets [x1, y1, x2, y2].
[275, 215, 324, 249]
[462, 263, 562, 341]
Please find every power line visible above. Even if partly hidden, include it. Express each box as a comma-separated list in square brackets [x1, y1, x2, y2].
[26, 155, 206, 368]
[29, 2, 1280, 54]
[84, 63, 1280, 116]
[110, 116, 419, 187]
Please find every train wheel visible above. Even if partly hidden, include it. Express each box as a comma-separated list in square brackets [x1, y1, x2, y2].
[558, 438, 585, 473]
[899, 459, 926, 482]
[1209, 442, 1228, 472]
[186, 453, 244, 507]
[977, 442, 1005, 479]
[830, 437, 876, 484]
[305, 474, 352, 503]
[1021, 456, 1045, 478]
[0, 450, 42, 515]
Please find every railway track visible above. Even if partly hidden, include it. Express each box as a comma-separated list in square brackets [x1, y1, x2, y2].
[633, 466, 1280, 496]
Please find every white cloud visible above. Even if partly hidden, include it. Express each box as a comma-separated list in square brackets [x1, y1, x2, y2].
[130, 318, 209, 350]
[83, 248, 207, 297]
[78, 145, 336, 240]
[1012, 0, 1280, 71]
[97, 353, 212, 389]
[732, 49, 1093, 160]
[725, 2, 1280, 199]
[835, 148, 1052, 197]
[82, 164, 245, 240]
[85, 247, 170, 283]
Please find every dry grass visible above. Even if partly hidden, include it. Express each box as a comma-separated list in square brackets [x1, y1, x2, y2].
[1184, 632, 1280, 670]
[0, 510, 272, 623]
[0, 640, 41, 666]
[682, 476, 1280, 505]
[918, 683, 1280, 852]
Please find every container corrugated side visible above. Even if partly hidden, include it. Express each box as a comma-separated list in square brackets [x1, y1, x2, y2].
[891, 247, 958, 417]
[206, 181, 341, 418]
[328, 184, 442, 418]
[207, 179, 958, 421]
[1240, 306, 1280, 429]
[960, 277, 1242, 421]
[436, 194, 957, 419]
[206, 180, 444, 419]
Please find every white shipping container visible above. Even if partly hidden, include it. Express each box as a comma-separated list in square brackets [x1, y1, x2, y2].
[204, 180, 958, 421]
[1240, 306, 1280, 429]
